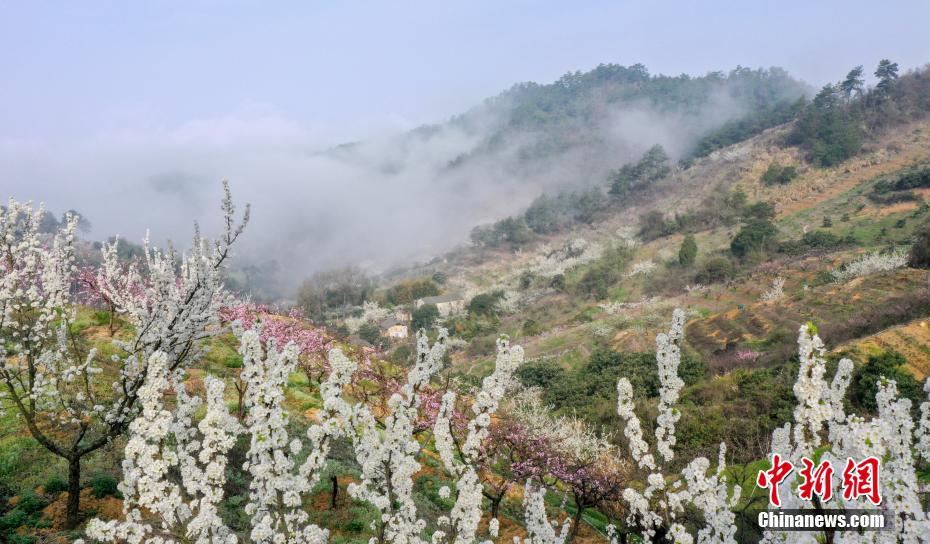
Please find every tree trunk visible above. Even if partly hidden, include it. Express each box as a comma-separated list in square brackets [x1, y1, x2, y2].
[490, 494, 502, 519]
[330, 475, 339, 508]
[567, 504, 585, 543]
[66, 456, 81, 529]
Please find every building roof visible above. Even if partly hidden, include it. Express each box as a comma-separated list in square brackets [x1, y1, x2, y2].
[379, 317, 404, 329]
[418, 293, 463, 305]
[349, 337, 373, 348]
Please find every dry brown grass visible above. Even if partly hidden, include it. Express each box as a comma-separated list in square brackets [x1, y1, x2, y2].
[835, 319, 930, 380]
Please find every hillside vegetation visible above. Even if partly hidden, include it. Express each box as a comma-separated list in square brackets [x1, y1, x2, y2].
[4, 60, 930, 544]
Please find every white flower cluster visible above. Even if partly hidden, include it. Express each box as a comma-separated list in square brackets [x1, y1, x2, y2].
[494, 290, 522, 315]
[344, 302, 393, 334]
[86, 352, 240, 544]
[512, 390, 612, 465]
[433, 336, 524, 544]
[513, 482, 571, 544]
[683, 284, 709, 295]
[831, 249, 907, 283]
[760, 277, 785, 302]
[614, 309, 740, 544]
[628, 260, 657, 277]
[615, 226, 640, 249]
[88, 325, 355, 544]
[0, 200, 94, 426]
[598, 297, 659, 315]
[446, 336, 470, 352]
[340, 330, 448, 544]
[528, 238, 602, 278]
[239, 329, 329, 544]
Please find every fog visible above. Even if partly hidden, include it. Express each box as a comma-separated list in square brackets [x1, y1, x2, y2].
[0, 70, 776, 300]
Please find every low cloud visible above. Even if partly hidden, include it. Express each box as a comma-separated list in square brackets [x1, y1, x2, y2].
[0, 81, 764, 298]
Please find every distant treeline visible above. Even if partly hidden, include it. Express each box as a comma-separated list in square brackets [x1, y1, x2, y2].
[470, 144, 676, 250]
[787, 60, 930, 166]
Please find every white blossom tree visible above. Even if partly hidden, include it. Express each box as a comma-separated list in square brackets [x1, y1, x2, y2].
[0, 182, 248, 528]
[614, 309, 741, 544]
[761, 323, 930, 544]
[87, 323, 530, 544]
[86, 323, 353, 544]
[432, 336, 524, 544]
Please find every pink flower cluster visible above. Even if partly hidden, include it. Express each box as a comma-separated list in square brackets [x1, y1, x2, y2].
[221, 303, 330, 367]
[736, 348, 762, 362]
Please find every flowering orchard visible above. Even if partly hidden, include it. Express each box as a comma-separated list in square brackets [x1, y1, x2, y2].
[0, 184, 248, 529]
[82, 298, 930, 543]
[4, 191, 930, 543]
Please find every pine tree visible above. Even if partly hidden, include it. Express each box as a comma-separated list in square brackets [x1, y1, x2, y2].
[679, 234, 697, 266]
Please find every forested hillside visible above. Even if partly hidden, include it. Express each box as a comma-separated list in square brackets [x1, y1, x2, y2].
[4, 59, 930, 544]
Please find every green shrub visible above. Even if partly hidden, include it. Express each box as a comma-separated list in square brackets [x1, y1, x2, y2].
[223, 354, 244, 368]
[731, 220, 778, 259]
[575, 245, 633, 298]
[780, 230, 845, 254]
[0, 509, 28, 532]
[384, 278, 440, 305]
[43, 475, 68, 496]
[344, 519, 365, 533]
[745, 201, 776, 221]
[848, 351, 922, 414]
[15, 492, 47, 515]
[357, 322, 382, 345]
[516, 359, 565, 389]
[760, 162, 798, 186]
[638, 210, 674, 241]
[467, 292, 502, 317]
[389, 344, 412, 365]
[93, 310, 111, 326]
[411, 304, 440, 331]
[522, 319, 542, 336]
[89, 473, 120, 499]
[695, 257, 734, 284]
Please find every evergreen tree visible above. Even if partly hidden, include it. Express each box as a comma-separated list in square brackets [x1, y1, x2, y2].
[875, 59, 900, 94]
[787, 84, 862, 166]
[609, 144, 671, 198]
[908, 223, 930, 268]
[839, 65, 865, 100]
[678, 234, 697, 266]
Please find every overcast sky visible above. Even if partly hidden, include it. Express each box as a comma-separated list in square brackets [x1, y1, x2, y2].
[2, 1, 928, 143]
[1, 1, 929, 287]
